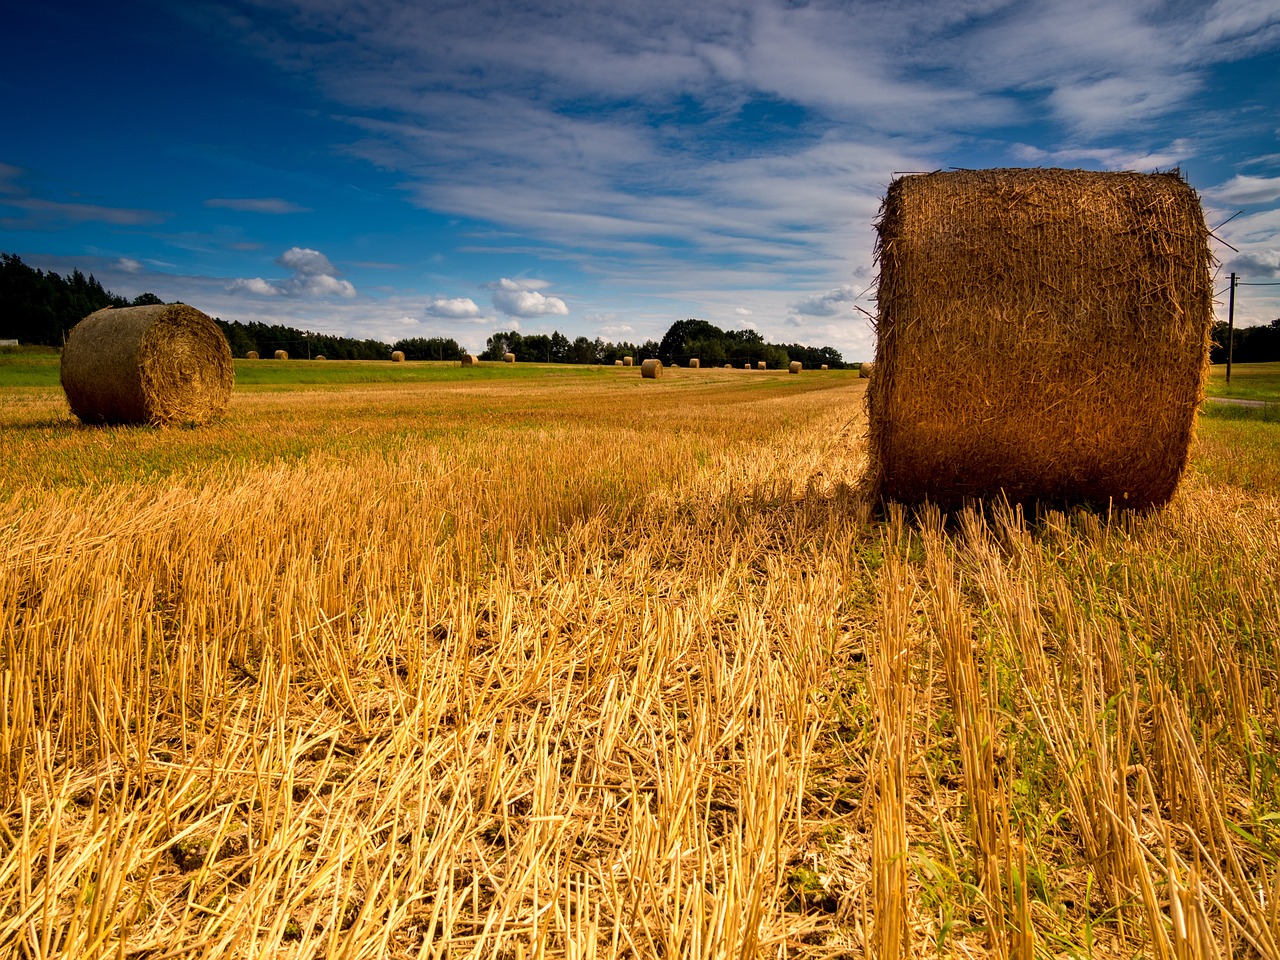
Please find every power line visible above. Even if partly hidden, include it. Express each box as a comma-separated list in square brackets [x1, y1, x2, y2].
[1238, 281, 1280, 286]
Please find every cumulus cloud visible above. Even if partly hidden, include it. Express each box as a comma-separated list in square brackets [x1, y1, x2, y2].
[791, 284, 860, 316]
[228, 247, 356, 298]
[734, 307, 752, 316]
[426, 296, 481, 318]
[484, 278, 568, 317]
[229, 277, 279, 296]
[204, 197, 311, 214]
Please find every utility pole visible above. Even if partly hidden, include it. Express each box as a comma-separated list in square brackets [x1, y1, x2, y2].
[1227, 272, 1236, 385]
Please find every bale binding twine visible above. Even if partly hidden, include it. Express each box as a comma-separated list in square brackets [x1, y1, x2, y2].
[60, 303, 233, 426]
[867, 167, 1212, 509]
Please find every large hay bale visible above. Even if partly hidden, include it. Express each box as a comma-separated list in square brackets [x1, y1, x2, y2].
[461, 354, 479, 366]
[689, 358, 700, 368]
[859, 361, 874, 378]
[789, 361, 802, 374]
[503, 352, 516, 363]
[614, 359, 623, 366]
[274, 349, 288, 360]
[623, 356, 634, 366]
[246, 350, 259, 360]
[391, 350, 405, 362]
[60, 304, 233, 426]
[641, 358, 663, 379]
[757, 361, 766, 370]
[868, 167, 1212, 509]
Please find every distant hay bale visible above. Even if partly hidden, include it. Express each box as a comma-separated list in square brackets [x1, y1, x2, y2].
[820, 364, 829, 370]
[689, 358, 700, 368]
[614, 359, 624, 366]
[789, 361, 802, 374]
[60, 303, 233, 426]
[868, 167, 1212, 509]
[274, 350, 288, 360]
[723, 363, 733, 369]
[623, 356, 634, 366]
[641, 358, 663, 379]
[859, 361, 875, 378]
[246, 350, 259, 360]
[757, 361, 766, 370]
[461, 354, 479, 366]
[503, 353, 516, 363]
[314, 355, 325, 361]
[391, 351, 405, 362]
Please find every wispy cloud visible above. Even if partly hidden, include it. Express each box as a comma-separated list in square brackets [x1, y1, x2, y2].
[1208, 175, 1280, 206]
[204, 197, 311, 214]
[0, 197, 168, 229]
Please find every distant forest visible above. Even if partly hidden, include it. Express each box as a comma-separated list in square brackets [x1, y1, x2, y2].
[0, 252, 854, 367]
[482, 318, 848, 369]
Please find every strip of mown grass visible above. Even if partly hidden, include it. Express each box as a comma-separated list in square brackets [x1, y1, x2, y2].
[1204, 361, 1280, 402]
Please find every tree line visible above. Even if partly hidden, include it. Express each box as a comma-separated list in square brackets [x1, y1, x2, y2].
[483, 318, 847, 368]
[1211, 319, 1280, 364]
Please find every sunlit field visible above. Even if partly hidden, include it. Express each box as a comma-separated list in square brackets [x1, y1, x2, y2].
[2, 359, 1279, 958]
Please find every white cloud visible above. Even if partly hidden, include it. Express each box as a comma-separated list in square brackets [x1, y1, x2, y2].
[1208, 175, 1280, 206]
[600, 323, 634, 338]
[426, 296, 481, 318]
[228, 277, 279, 296]
[485, 277, 569, 317]
[117, 257, 143, 273]
[277, 247, 338, 277]
[205, 197, 311, 214]
[734, 307, 752, 316]
[791, 284, 861, 317]
[228, 247, 356, 298]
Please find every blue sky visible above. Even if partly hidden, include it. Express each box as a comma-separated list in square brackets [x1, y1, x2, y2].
[2, 0, 1279, 360]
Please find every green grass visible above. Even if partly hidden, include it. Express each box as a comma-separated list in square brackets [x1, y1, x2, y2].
[1205, 361, 1280, 402]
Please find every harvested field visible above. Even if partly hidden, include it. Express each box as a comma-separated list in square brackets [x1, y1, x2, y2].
[1, 365, 1278, 959]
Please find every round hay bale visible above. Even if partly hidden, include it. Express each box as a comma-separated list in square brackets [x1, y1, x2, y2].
[614, 359, 623, 366]
[641, 358, 663, 379]
[461, 354, 479, 366]
[689, 358, 700, 368]
[314, 355, 326, 361]
[503, 352, 516, 363]
[246, 350, 259, 360]
[820, 364, 829, 370]
[623, 356, 634, 366]
[274, 349, 288, 360]
[788, 361, 802, 374]
[859, 361, 875, 378]
[868, 167, 1212, 509]
[60, 303, 233, 426]
[391, 350, 405, 362]
[757, 361, 766, 370]
[723, 363, 733, 369]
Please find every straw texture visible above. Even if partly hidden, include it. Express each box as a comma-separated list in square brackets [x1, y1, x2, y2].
[60, 304, 234, 426]
[867, 167, 1213, 509]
